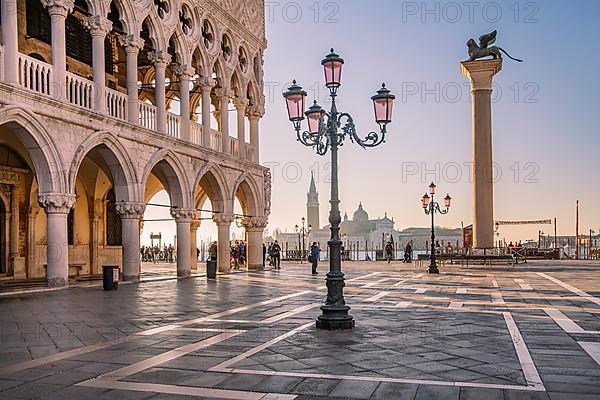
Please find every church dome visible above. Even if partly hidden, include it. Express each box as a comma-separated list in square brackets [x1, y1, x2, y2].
[353, 202, 369, 222]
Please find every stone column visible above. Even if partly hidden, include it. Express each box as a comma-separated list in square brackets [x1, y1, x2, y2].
[42, 0, 74, 99]
[243, 216, 268, 271]
[175, 64, 194, 141]
[38, 193, 76, 287]
[1, 0, 19, 82]
[119, 35, 144, 124]
[171, 208, 195, 278]
[190, 218, 200, 271]
[148, 51, 171, 134]
[248, 106, 264, 163]
[213, 213, 233, 273]
[233, 98, 248, 160]
[84, 16, 112, 113]
[89, 210, 100, 275]
[200, 77, 215, 148]
[116, 202, 145, 281]
[217, 89, 231, 154]
[27, 207, 40, 278]
[9, 186, 21, 277]
[461, 59, 502, 249]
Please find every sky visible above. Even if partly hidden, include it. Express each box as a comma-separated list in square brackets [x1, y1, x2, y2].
[143, 0, 600, 246]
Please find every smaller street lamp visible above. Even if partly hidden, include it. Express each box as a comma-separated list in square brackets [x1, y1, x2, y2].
[294, 217, 311, 262]
[421, 182, 452, 274]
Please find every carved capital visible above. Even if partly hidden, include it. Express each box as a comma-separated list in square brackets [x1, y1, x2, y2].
[84, 16, 112, 37]
[215, 88, 233, 100]
[233, 97, 250, 110]
[242, 216, 268, 231]
[174, 64, 196, 79]
[115, 202, 146, 219]
[190, 219, 201, 231]
[38, 193, 76, 214]
[148, 51, 172, 68]
[170, 208, 196, 223]
[213, 212, 234, 226]
[119, 35, 145, 52]
[199, 77, 217, 90]
[41, 0, 74, 17]
[249, 105, 265, 119]
[263, 170, 272, 216]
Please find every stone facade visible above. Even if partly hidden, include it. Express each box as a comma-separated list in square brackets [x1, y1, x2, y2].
[0, 0, 269, 286]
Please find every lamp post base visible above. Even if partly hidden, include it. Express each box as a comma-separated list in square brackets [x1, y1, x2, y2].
[428, 264, 439, 274]
[316, 305, 355, 330]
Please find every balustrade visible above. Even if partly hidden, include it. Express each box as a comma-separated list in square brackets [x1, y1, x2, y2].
[139, 102, 157, 131]
[190, 121, 202, 145]
[166, 112, 181, 138]
[17, 53, 53, 96]
[106, 87, 127, 120]
[65, 71, 94, 109]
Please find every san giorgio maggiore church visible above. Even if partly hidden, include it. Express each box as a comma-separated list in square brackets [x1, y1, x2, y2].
[275, 174, 463, 252]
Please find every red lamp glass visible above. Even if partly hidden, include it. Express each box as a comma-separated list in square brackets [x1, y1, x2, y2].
[429, 182, 437, 195]
[321, 49, 344, 90]
[422, 193, 430, 208]
[305, 101, 325, 134]
[444, 194, 452, 208]
[371, 83, 395, 126]
[283, 80, 307, 122]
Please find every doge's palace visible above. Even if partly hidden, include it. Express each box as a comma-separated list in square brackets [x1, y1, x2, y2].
[0, 0, 269, 286]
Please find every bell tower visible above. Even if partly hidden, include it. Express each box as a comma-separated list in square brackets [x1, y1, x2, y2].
[307, 172, 320, 230]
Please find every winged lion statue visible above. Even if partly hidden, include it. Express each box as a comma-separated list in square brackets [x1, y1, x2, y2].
[466, 30, 523, 62]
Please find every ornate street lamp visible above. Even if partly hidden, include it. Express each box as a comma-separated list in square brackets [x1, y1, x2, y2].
[421, 182, 451, 274]
[283, 48, 395, 330]
[294, 217, 311, 261]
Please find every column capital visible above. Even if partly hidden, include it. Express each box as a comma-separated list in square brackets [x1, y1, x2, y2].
[119, 34, 145, 52]
[115, 202, 146, 219]
[233, 97, 249, 110]
[460, 59, 503, 91]
[41, 0, 74, 17]
[190, 219, 201, 231]
[242, 216, 268, 231]
[213, 212, 234, 226]
[174, 64, 195, 79]
[200, 77, 217, 90]
[170, 208, 196, 222]
[38, 193, 76, 214]
[215, 88, 233, 100]
[84, 15, 112, 37]
[249, 105, 265, 119]
[148, 51, 172, 68]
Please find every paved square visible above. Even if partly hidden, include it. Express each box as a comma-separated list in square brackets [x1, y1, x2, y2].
[1, 261, 600, 399]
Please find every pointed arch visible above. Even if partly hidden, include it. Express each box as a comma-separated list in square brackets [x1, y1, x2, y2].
[141, 149, 192, 209]
[104, 0, 138, 36]
[193, 162, 229, 213]
[68, 131, 139, 203]
[0, 106, 65, 194]
[232, 172, 261, 217]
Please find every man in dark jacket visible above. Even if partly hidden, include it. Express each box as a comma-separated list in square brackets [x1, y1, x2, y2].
[310, 242, 320, 275]
[271, 240, 281, 269]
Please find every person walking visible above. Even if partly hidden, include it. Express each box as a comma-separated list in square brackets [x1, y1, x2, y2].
[310, 242, 320, 275]
[271, 240, 281, 269]
[385, 241, 393, 264]
[262, 243, 267, 267]
[209, 241, 217, 261]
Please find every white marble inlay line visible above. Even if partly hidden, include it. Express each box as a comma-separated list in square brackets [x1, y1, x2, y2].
[456, 288, 467, 294]
[365, 292, 390, 302]
[449, 302, 463, 310]
[415, 288, 427, 294]
[579, 342, 600, 367]
[544, 308, 585, 333]
[537, 272, 600, 306]
[395, 301, 413, 308]
[503, 312, 544, 388]
[515, 279, 533, 290]
[362, 278, 391, 288]
[347, 272, 382, 282]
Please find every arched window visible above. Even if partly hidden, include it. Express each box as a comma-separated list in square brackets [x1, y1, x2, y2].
[106, 189, 122, 245]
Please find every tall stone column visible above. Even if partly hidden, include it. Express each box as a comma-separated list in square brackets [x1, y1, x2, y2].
[38, 193, 76, 287]
[461, 59, 502, 249]
[176, 65, 194, 141]
[116, 202, 145, 281]
[171, 208, 195, 278]
[190, 218, 200, 271]
[27, 207, 40, 278]
[213, 213, 233, 273]
[243, 216, 268, 271]
[119, 35, 144, 124]
[148, 51, 171, 134]
[200, 77, 215, 148]
[1, 0, 19, 82]
[89, 210, 100, 275]
[84, 16, 112, 113]
[9, 186, 22, 278]
[42, 0, 74, 99]
[233, 98, 248, 160]
[248, 107, 263, 163]
[217, 89, 231, 154]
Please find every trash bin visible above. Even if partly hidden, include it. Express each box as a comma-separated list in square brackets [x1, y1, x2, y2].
[206, 259, 217, 279]
[102, 265, 119, 290]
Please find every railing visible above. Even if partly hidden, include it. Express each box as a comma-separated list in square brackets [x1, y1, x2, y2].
[65, 71, 93, 109]
[190, 121, 202, 145]
[139, 102, 157, 131]
[210, 129, 222, 152]
[106, 87, 127, 120]
[17, 53, 53, 96]
[228, 137, 239, 157]
[166, 112, 180, 138]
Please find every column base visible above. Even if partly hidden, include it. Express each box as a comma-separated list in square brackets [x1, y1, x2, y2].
[428, 264, 440, 274]
[123, 274, 140, 282]
[177, 270, 192, 278]
[316, 305, 355, 330]
[47, 277, 68, 288]
[248, 264, 265, 271]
